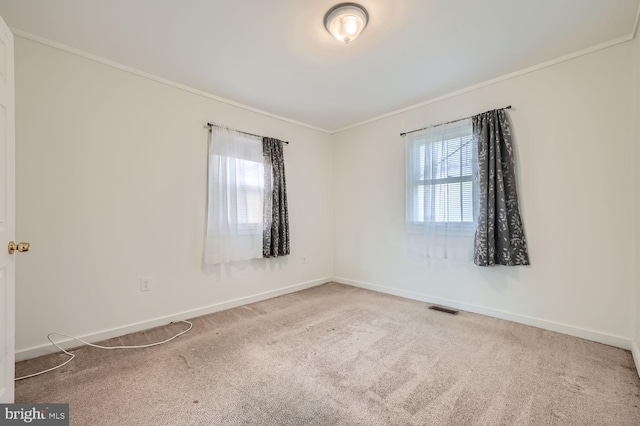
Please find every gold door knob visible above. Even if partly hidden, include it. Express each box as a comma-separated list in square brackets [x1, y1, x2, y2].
[8, 241, 30, 254]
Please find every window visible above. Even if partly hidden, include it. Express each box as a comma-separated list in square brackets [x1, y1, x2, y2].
[405, 118, 476, 259]
[215, 156, 264, 231]
[205, 128, 265, 264]
[204, 127, 290, 265]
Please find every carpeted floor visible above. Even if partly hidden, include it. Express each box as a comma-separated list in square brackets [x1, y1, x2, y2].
[15, 283, 640, 425]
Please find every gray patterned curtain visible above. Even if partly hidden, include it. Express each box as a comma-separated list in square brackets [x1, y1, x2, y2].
[263, 138, 290, 258]
[472, 109, 529, 266]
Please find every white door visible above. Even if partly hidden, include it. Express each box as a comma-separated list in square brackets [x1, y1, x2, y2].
[0, 15, 15, 403]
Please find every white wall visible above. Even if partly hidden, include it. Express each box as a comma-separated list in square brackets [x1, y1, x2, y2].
[14, 37, 334, 357]
[14, 32, 639, 359]
[333, 42, 635, 348]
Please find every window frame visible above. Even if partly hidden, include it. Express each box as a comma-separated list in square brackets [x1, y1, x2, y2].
[406, 120, 476, 235]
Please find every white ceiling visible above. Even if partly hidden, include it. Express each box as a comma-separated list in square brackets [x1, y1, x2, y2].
[0, 0, 638, 131]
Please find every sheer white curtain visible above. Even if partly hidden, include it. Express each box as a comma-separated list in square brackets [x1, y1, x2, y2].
[204, 127, 265, 264]
[406, 118, 476, 260]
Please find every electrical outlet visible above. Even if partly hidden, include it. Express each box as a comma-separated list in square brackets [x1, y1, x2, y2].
[140, 277, 153, 292]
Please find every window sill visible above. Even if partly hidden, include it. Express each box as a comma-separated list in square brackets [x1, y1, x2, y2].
[406, 222, 475, 237]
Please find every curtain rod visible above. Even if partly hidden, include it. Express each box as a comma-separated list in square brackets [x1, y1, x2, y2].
[399, 105, 512, 137]
[206, 123, 289, 145]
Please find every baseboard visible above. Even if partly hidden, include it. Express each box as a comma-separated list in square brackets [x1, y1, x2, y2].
[632, 341, 640, 378]
[16, 276, 332, 361]
[333, 277, 632, 350]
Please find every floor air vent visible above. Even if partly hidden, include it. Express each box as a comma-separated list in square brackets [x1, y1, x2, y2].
[429, 305, 459, 315]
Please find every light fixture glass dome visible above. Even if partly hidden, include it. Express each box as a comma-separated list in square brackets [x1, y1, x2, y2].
[324, 3, 369, 44]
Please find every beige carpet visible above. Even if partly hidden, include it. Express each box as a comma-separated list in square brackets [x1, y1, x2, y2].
[15, 283, 640, 425]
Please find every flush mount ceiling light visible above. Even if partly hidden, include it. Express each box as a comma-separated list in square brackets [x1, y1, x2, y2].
[324, 3, 369, 44]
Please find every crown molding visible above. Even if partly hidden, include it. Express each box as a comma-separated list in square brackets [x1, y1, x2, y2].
[11, 28, 333, 135]
[11, 20, 640, 135]
[332, 31, 637, 134]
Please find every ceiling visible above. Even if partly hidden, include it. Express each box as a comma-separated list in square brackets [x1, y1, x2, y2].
[0, 0, 638, 132]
